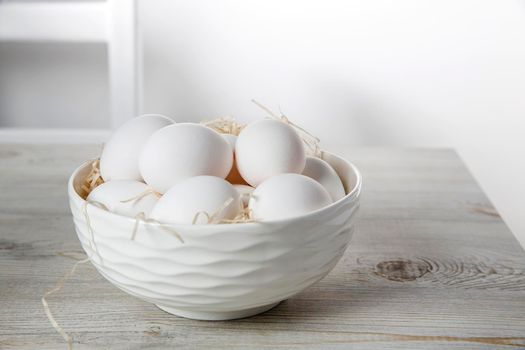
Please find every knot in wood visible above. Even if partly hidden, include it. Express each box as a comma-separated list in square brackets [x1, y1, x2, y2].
[375, 259, 430, 282]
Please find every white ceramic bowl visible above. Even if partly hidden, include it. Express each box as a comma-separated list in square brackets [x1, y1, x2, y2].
[68, 152, 361, 321]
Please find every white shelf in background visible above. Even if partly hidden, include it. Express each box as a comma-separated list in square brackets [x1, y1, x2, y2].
[0, 1, 107, 42]
[0, 128, 110, 144]
[0, 0, 141, 128]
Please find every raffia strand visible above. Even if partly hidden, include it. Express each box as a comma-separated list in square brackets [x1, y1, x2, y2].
[81, 158, 104, 199]
[251, 99, 323, 157]
[120, 188, 161, 204]
[82, 200, 108, 264]
[41, 255, 90, 350]
[130, 212, 184, 243]
[200, 116, 245, 136]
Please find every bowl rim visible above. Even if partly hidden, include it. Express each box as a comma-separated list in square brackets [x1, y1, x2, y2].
[68, 151, 362, 229]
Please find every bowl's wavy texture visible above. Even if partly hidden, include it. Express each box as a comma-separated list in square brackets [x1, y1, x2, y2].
[68, 153, 361, 320]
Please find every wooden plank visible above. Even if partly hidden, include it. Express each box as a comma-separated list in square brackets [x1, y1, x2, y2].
[0, 2, 107, 42]
[0, 145, 524, 349]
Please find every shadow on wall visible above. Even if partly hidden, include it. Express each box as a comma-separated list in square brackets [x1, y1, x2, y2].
[304, 79, 437, 147]
[144, 40, 221, 122]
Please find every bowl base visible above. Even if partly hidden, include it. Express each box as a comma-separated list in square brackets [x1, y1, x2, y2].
[156, 301, 281, 321]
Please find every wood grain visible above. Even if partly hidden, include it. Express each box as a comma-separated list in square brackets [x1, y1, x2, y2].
[1, 145, 524, 349]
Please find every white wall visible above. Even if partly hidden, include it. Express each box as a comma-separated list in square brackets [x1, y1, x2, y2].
[1, 0, 525, 245]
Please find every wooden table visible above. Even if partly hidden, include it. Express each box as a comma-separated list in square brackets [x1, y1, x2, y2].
[1, 145, 524, 349]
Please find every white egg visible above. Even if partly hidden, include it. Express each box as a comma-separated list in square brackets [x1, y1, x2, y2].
[139, 123, 233, 193]
[302, 156, 346, 201]
[100, 114, 174, 181]
[233, 184, 254, 207]
[249, 173, 332, 221]
[86, 180, 158, 217]
[222, 134, 248, 185]
[150, 176, 240, 225]
[235, 119, 306, 187]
